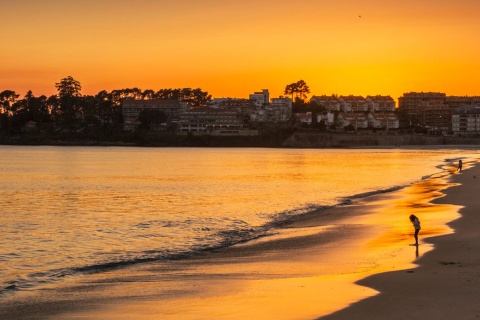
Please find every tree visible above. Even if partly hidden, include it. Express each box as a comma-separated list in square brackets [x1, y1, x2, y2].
[156, 88, 211, 108]
[55, 76, 83, 131]
[11, 91, 50, 130]
[0, 90, 19, 115]
[0, 90, 20, 136]
[137, 109, 167, 131]
[284, 80, 310, 102]
[55, 76, 82, 98]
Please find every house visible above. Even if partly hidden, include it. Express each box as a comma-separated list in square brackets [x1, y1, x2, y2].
[316, 112, 335, 126]
[367, 112, 400, 130]
[338, 96, 352, 112]
[384, 112, 400, 129]
[295, 112, 312, 125]
[343, 96, 368, 112]
[309, 95, 341, 112]
[337, 112, 368, 129]
[368, 113, 387, 129]
[366, 95, 396, 112]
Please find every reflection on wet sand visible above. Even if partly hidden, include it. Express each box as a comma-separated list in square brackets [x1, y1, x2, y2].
[1, 170, 463, 320]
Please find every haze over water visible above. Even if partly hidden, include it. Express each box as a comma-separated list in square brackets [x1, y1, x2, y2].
[1, 146, 477, 296]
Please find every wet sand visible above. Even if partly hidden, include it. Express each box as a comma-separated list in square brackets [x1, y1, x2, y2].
[323, 161, 480, 319]
[0, 161, 473, 319]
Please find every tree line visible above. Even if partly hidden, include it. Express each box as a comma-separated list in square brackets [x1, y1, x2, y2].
[0, 76, 212, 138]
[0, 77, 318, 144]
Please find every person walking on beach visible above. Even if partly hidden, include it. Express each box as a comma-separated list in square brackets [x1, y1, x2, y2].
[457, 159, 463, 172]
[409, 214, 421, 246]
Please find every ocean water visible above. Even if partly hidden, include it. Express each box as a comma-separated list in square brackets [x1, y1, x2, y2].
[0, 145, 477, 296]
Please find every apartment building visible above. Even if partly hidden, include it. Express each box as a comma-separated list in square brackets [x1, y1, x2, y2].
[340, 96, 368, 112]
[366, 95, 396, 112]
[452, 105, 480, 136]
[177, 109, 257, 136]
[249, 89, 269, 107]
[122, 99, 188, 131]
[398, 92, 447, 125]
[422, 104, 452, 134]
[310, 95, 395, 112]
[309, 95, 341, 112]
[337, 112, 369, 129]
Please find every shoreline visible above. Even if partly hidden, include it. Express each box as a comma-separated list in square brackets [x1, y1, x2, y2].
[2, 131, 480, 149]
[0, 160, 473, 319]
[322, 160, 480, 319]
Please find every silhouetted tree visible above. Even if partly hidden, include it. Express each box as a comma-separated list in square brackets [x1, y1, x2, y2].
[0, 90, 20, 136]
[137, 109, 167, 131]
[284, 80, 310, 102]
[11, 91, 50, 130]
[55, 76, 83, 131]
[156, 88, 211, 108]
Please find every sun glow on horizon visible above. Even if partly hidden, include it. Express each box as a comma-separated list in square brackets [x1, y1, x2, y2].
[2, 0, 480, 100]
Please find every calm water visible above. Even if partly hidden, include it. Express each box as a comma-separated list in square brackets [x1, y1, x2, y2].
[0, 146, 477, 295]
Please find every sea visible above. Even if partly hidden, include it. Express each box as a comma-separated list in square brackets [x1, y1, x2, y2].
[0, 145, 478, 296]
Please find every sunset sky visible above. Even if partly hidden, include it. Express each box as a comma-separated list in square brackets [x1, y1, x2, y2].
[2, 0, 480, 101]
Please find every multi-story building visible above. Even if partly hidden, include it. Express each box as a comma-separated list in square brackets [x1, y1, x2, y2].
[341, 96, 368, 112]
[452, 105, 480, 136]
[337, 112, 368, 129]
[398, 92, 446, 125]
[309, 95, 341, 111]
[384, 112, 400, 130]
[217, 99, 257, 116]
[177, 109, 257, 136]
[268, 97, 292, 122]
[422, 103, 452, 134]
[446, 96, 480, 109]
[366, 95, 396, 112]
[338, 96, 353, 112]
[122, 99, 188, 131]
[367, 112, 400, 130]
[249, 89, 269, 107]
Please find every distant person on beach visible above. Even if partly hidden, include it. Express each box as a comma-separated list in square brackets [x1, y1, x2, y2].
[409, 214, 421, 246]
[457, 159, 463, 172]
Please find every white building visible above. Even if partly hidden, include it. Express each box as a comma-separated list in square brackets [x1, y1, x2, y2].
[452, 105, 480, 135]
[367, 112, 399, 129]
[295, 112, 312, 125]
[316, 112, 335, 126]
[337, 112, 369, 129]
[177, 109, 257, 136]
[249, 89, 269, 107]
[366, 96, 396, 112]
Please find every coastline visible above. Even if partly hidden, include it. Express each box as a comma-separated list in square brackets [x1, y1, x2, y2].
[322, 160, 480, 319]
[0, 159, 473, 319]
[3, 132, 480, 149]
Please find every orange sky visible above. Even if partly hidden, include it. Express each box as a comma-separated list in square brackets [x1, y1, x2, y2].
[2, 0, 480, 101]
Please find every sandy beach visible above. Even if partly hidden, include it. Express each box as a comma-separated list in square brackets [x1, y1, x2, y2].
[0, 160, 477, 319]
[323, 161, 480, 320]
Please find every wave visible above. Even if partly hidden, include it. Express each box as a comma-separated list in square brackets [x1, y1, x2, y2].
[0, 158, 456, 298]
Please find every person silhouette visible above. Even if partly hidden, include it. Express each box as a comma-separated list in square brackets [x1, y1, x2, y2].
[457, 159, 463, 172]
[409, 214, 421, 246]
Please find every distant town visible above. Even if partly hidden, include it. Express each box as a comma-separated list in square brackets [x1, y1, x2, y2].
[1, 77, 480, 146]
